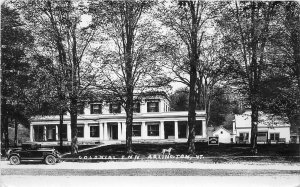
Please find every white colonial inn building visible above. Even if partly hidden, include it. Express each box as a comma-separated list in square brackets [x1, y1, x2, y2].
[30, 92, 207, 145]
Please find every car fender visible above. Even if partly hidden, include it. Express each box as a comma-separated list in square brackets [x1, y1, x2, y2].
[8, 153, 20, 160]
[43, 153, 56, 159]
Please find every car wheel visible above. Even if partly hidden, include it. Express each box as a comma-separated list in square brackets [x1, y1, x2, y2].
[45, 155, 56, 165]
[9, 155, 20, 165]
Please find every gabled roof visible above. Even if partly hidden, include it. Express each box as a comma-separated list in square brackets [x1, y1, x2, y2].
[213, 126, 232, 134]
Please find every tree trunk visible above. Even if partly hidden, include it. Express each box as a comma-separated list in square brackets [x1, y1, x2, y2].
[285, 2, 300, 96]
[59, 113, 63, 148]
[125, 107, 133, 154]
[249, 2, 259, 154]
[288, 13, 300, 114]
[125, 56, 134, 155]
[187, 2, 200, 155]
[70, 95, 78, 139]
[250, 104, 258, 153]
[187, 42, 198, 155]
[2, 99, 9, 149]
[187, 62, 197, 155]
[123, 2, 135, 154]
[14, 119, 18, 147]
[125, 70, 134, 154]
[4, 115, 9, 149]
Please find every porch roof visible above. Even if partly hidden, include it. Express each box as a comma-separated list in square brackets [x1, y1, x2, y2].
[31, 110, 206, 122]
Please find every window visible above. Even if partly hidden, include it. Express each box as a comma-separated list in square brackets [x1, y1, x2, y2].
[239, 132, 249, 141]
[58, 124, 67, 141]
[147, 102, 159, 112]
[133, 103, 140, 113]
[132, 123, 141, 137]
[90, 104, 102, 114]
[46, 125, 56, 141]
[178, 121, 187, 138]
[270, 133, 280, 141]
[109, 103, 121, 113]
[77, 126, 84, 137]
[147, 123, 159, 136]
[195, 120, 202, 135]
[33, 125, 44, 142]
[90, 124, 99, 137]
[77, 104, 84, 114]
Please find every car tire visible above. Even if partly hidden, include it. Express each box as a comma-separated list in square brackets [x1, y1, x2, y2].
[45, 155, 56, 165]
[9, 155, 20, 165]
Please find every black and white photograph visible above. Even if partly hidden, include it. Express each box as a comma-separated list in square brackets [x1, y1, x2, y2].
[1, 0, 300, 186]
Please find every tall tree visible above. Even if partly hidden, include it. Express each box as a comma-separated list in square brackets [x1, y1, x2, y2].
[196, 36, 226, 126]
[15, 0, 101, 144]
[259, 2, 300, 127]
[90, 1, 170, 154]
[284, 2, 300, 101]
[1, 4, 34, 148]
[156, 0, 219, 154]
[218, 1, 278, 152]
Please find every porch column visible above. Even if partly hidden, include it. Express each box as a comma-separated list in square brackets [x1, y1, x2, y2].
[141, 122, 146, 139]
[122, 122, 127, 140]
[202, 120, 207, 138]
[159, 99, 164, 112]
[84, 123, 89, 139]
[103, 122, 108, 140]
[99, 122, 104, 140]
[186, 123, 189, 138]
[174, 121, 178, 139]
[55, 125, 59, 141]
[118, 122, 122, 140]
[30, 125, 34, 142]
[160, 121, 165, 139]
[43, 126, 47, 141]
[67, 123, 71, 141]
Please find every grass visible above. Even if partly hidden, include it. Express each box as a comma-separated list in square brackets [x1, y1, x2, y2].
[62, 142, 300, 163]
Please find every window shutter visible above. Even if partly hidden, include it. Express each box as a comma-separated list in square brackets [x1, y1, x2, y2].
[155, 102, 159, 112]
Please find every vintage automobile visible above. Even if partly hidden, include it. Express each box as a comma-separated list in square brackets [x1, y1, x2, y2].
[7, 142, 61, 165]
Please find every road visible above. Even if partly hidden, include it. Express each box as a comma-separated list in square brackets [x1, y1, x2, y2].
[1, 161, 300, 187]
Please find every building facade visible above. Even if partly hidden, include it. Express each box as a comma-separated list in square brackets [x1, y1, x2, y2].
[232, 110, 290, 144]
[30, 93, 207, 144]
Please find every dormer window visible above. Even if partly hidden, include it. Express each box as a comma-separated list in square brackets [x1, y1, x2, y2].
[90, 104, 102, 114]
[109, 103, 121, 113]
[133, 103, 140, 113]
[147, 102, 159, 112]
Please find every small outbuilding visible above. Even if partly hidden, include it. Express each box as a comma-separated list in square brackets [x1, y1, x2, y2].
[212, 126, 233, 143]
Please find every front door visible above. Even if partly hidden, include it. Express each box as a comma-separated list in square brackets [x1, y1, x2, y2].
[164, 121, 175, 139]
[110, 125, 118, 140]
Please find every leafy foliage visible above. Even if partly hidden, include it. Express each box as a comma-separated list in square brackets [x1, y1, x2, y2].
[1, 4, 34, 147]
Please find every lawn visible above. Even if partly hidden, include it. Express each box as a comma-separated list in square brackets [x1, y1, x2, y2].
[62, 142, 300, 163]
